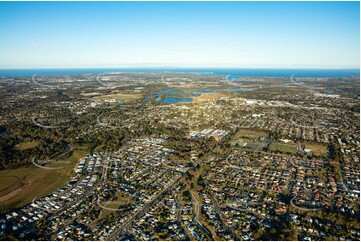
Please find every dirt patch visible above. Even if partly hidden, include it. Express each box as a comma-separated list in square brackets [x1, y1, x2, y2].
[0, 182, 30, 203]
[0, 176, 20, 193]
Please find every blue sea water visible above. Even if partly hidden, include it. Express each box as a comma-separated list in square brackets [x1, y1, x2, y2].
[0, 68, 359, 78]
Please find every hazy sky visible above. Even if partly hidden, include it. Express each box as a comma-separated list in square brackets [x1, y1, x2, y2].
[0, 1, 359, 69]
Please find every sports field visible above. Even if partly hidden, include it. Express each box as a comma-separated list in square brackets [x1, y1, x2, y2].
[269, 143, 297, 154]
[233, 129, 268, 140]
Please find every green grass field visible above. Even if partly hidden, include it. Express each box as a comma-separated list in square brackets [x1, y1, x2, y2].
[99, 191, 134, 219]
[15, 141, 41, 151]
[0, 167, 70, 211]
[231, 140, 247, 147]
[67, 148, 88, 163]
[0, 147, 88, 212]
[233, 129, 268, 140]
[269, 143, 297, 154]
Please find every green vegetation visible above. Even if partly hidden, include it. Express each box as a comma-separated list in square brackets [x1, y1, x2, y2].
[194, 166, 205, 188]
[0, 147, 88, 212]
[100, 191, 134, 219]
[0, 72, 359, 240]
[14, 141, 41, 151]
[233, 129, 268, 140]
[67, 148, 89, 164]
[269, 142, 296, 154]
[0, 167, 70, 212]
[231, 140, 247, 147]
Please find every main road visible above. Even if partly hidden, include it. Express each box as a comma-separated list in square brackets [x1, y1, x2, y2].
[204, 181, 241, 241]
[107, 175, 182, 240]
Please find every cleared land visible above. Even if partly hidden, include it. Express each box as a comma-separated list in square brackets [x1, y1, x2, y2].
[90, 92, 143, 101]
[0, 148, 88, 212]
[306, 143, 329, 157]
[0, 167, 69, 211]
[81, 92, 102, 97]
[193, 93, 222, 103]
[15, 141, 41, 151]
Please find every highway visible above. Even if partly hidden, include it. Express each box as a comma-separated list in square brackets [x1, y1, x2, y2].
[190, 191, 213, 240]
[107, 176, 182, 240]
[205, 181, 241, 241]
[175, 196, 192, 240]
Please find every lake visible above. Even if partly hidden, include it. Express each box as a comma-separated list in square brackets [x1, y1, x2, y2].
[163, 97, 193, 104]
[162, 90, 201, 96]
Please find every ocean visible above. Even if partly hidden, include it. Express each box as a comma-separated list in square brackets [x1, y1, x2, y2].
[0, 68, 359, 78]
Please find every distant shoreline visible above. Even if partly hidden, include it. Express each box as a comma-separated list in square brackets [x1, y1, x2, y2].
[0, 68, 359, 78]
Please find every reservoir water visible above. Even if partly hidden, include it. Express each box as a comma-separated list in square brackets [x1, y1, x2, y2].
[163, 97, 192, 104]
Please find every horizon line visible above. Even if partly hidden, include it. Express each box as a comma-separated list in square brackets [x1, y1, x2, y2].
[0, 67, 360, 70]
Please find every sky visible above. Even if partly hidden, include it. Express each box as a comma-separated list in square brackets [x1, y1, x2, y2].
[0, 1, 359, 69]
